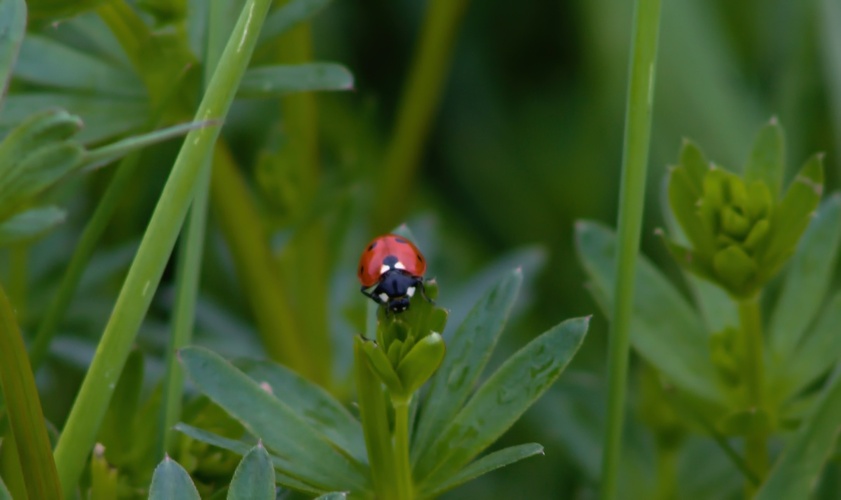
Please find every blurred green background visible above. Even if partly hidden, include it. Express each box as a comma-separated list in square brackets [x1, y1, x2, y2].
[3, 0, 841, 497]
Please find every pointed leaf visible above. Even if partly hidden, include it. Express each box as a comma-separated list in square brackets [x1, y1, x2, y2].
[179, 347, 368, 492]
[0, 206, 66, 246]
[240, 359, 367, 464]
[396, 332, 445, 395]
[744, 118, 784, 197]
[0, 109, 82, 181]
[148, 456, 199, 500]
[227, 443, 275, 500]
[421, 443, 543, 498]
[769, 194, 841, 364]
[782, 292, 841, 400]
[14, 35, 144, 97]
[174, 423, 325, 496]
[760, 154, 824, 271]
[0, 142, 84, 216]
[576, 221, 724, 404]
[668, 164, 715, 254]
[413, 269, 522, 464]
[238, 63, 354, 97]
[258, 0, 332, 44]
[0, 0, 26, 108]
[756, 374, 841, 500]
[361, 339, 404, 395]
[415, 317, 588, 486]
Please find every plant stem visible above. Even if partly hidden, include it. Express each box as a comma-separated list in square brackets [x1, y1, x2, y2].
[739, 296, 768, 488]
[53, 0, 274, 494]
[600, 0, 663, 498]
[393, 397, 414, 500]
[374, 0, 470, 233]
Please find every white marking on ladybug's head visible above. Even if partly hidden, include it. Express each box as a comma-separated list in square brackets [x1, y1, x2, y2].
[394, 261, 406, 270]
[406, 286, 415, 297]
[379, 293, 389, 303]
[380, 264, 391, 274]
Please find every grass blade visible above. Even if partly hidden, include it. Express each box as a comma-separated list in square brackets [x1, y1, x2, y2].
[0, 285, 62, 500]
[52, 0, 275, 494]
[258, 0, 332, 44]
[0, 0, 25, 108]
[227, 443, 275, 500]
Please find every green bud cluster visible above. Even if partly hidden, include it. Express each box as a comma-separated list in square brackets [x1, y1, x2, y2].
[358, 280, 448, 401]
[664, 120, 823, 298]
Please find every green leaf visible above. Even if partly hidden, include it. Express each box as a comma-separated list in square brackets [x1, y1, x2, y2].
[258, 0, 332, 44]
[755, 374, 841, 500]
[361, 339, 404, 395]
[239, 360, 367, 464]
[14, 35, 144, 97]
[179, 347, 368, 492]
[174, 423, 325, 496]
[413, 269, 522, 465]
[769, 194, 841, 364]
[0, 109, 82, 180]
[0, 0, 26, 108]
[314, 493, 348, 500]
[0, 286, 61, 500]
[759, 154, 824, 273]
[782, 292, 841, 400]
[712, 244, 757, 293]
[576, 221, 724, 404]
[148, 456, 200, 500]
[415, 317, 589, 487]
[0, 93, 148, 145]
[395, 332, 445, 396]
[421, 443, 544, 498]
[238, 63, 354, 97]
[668, 158, 715, 255]
[0, 206, 66, 246]
[0, 475, 11, 500]
[90, 444, 117, 500]
[0, 142, 84, 217]
[227, 443, 275, 500]
[744, 118, 784, 197]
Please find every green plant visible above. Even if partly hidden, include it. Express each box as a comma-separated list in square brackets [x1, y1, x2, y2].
[577, 119, 841, 498]
[175, 269, 589, 498]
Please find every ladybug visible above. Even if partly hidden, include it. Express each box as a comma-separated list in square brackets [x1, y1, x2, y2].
[358, 234, 430, 313]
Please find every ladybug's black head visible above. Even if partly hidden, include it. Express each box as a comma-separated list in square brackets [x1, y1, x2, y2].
[386, 296, 412, 313]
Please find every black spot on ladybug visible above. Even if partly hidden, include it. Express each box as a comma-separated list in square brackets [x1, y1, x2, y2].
[395, 237, 408, 244]
[368, 241, 377, 251]
[417, 254, 424, 262]
[359, 265, 364, 274]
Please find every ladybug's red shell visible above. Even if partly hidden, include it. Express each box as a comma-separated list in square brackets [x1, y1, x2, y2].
[357, 234, 427, 288]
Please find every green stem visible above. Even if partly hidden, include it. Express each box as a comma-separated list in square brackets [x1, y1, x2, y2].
[28, 154, 142, 370]
[52, 0, 274, 495]
[739, 296, 768, 489]
[0, 284, 62, 499]
[654, 446, 677, 500]
[600, 0, 663, 498]
[393, 397, 414, 500]
[8, 245, 26, 322]
[374, 0, 470, 232]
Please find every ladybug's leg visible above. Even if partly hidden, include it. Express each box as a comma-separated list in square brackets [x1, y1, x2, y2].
[360, 286, 386, 305]
[415, 278, 435, 305]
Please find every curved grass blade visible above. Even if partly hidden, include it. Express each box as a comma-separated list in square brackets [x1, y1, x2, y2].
[0, 286, 62, 500]
[421, 443, 543, 498]
[240, 360, 367, 464]
[576, 221, 724, 404]
[175, 423, 326, 496]
[227, 443, 275, 500]
[415, 317, 589, 486]
[179, 347, 369, 492]
[148, 456, 199, 500]
[412, 269, 522, 466]
[0, 0, 25, 108]
[238, 63, 353, 97]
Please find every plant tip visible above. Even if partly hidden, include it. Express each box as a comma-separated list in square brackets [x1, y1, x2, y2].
[769, 115, 778, 125]
[653, 227, 664, 236]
